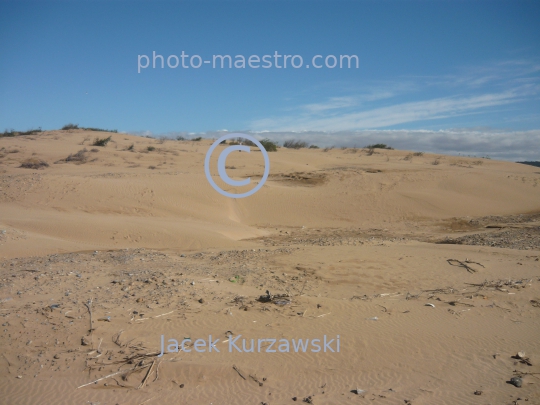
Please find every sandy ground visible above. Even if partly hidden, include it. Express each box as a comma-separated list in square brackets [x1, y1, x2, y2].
[0, 130, 539, 405]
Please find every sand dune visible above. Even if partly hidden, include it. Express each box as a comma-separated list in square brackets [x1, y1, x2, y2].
[0, 130, 539, 404]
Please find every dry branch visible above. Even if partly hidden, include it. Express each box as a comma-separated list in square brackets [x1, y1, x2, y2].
[77, 363, 150, 388]
[138, 359, 156, 389]
[232, 364, 246, 380]
[447, 259, 484, 273]
[84, 299, 94, 333]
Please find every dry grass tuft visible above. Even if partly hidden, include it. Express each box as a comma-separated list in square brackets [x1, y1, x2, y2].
[20, 158, 49, 169]
[56, 149, 89, 164]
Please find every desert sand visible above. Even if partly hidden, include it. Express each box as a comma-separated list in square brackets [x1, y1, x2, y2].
[0, 130, 539, 405]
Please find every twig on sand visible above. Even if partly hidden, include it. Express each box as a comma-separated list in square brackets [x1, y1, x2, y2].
[152, 310, 174, 319]
[513, 370, 540, 380]
[112, 330, 124, 346]
[447, 259, 485, 273]
[3, 353, 12, 366]
[84, 299, 94, 333]
[317, 312, 331, 318]
[137, 397, 155, 405]
[138, 359, 156, 389]
[153, 359, 162, 382]
[232, 364, 246, 380]
[299, 280, 307, 296]
[77, 363, 150, 388]
[112, 377, 129, 388]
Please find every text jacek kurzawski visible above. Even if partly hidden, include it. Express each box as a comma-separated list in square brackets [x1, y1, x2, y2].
[158, 334, 340, 356]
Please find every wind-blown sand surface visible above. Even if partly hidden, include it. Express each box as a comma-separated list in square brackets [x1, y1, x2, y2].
[0, 130, 539, 404]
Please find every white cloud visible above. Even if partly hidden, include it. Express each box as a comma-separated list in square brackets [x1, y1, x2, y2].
[251, 59, 540, 132]
[251, 90, 527, 132]
[246, 128, 540, 161]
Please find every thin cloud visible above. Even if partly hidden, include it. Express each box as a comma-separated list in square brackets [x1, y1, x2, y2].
[245, 128, 540, 161]
[252, 59, 540, 132]
[251, 90, 526, 132]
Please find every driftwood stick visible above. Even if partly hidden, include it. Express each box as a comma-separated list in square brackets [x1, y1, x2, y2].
[84, 299, 94, 333]
[232, 364, 246, 380]
[3, 353, 12, 367]
[299, 280, 307, 296]
[112, 330, 124, 347]
[77, 363, 150, 388]
[138, 360, 156, 389]
[153, 359, 162, 382]
[152, 310, 174, 319]
[447, 259, 483, 273]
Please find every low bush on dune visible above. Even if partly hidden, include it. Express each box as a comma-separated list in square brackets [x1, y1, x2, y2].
[20, 158, 49, 169]
[191, 136, 202, 141]
[259, 138, 278, 152]
[67, 149, 88, 163]
[92, 136, 112, 147]
[403, 153, 414, 161]
[365, 143, 393, 150]
[147, 146, 156, 151]
[225, 137, 277, 152]
[61, 123, 118, 133]
[283, 140, 308, 149]
[84, 127, 118, 133]
[1, 128, 43, 137]
[55, 149, 92, 164]
[309, 145, 319, 149]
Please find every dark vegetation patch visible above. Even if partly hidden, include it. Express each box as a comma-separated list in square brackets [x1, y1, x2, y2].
[92, 136, 112, 147]
[19, 158, 49, 169]
[365, 143, 393, 150]
[55, 149, 90, 164]
[283, 140, 308, 149]
[518, 161, 540, 168]
[1, 128, 42, 137]
[269, 171, 327, 186]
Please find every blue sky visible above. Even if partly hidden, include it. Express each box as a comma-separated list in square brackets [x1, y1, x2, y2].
[1, 0, 539, 159]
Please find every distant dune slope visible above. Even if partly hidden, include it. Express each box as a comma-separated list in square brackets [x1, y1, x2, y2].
[1, 130, 539, 258]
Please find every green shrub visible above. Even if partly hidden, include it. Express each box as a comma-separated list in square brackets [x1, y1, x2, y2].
[62, 123, 79, 130]
[92, 136, 112, 147]
[83, 127, 118, 133]
[147, 146, 155, 151]
[127, 144, 134, 151]
[283, 140, 308, 149]
[65, 149, 88, 163]
[259, 138, 278, 152]
[365, 143, 393, 150]
[1, 128, 42, 137]
[191, 136, 202, 141]
[176, 135, 185, 141]
[309, 145, 319, 149]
